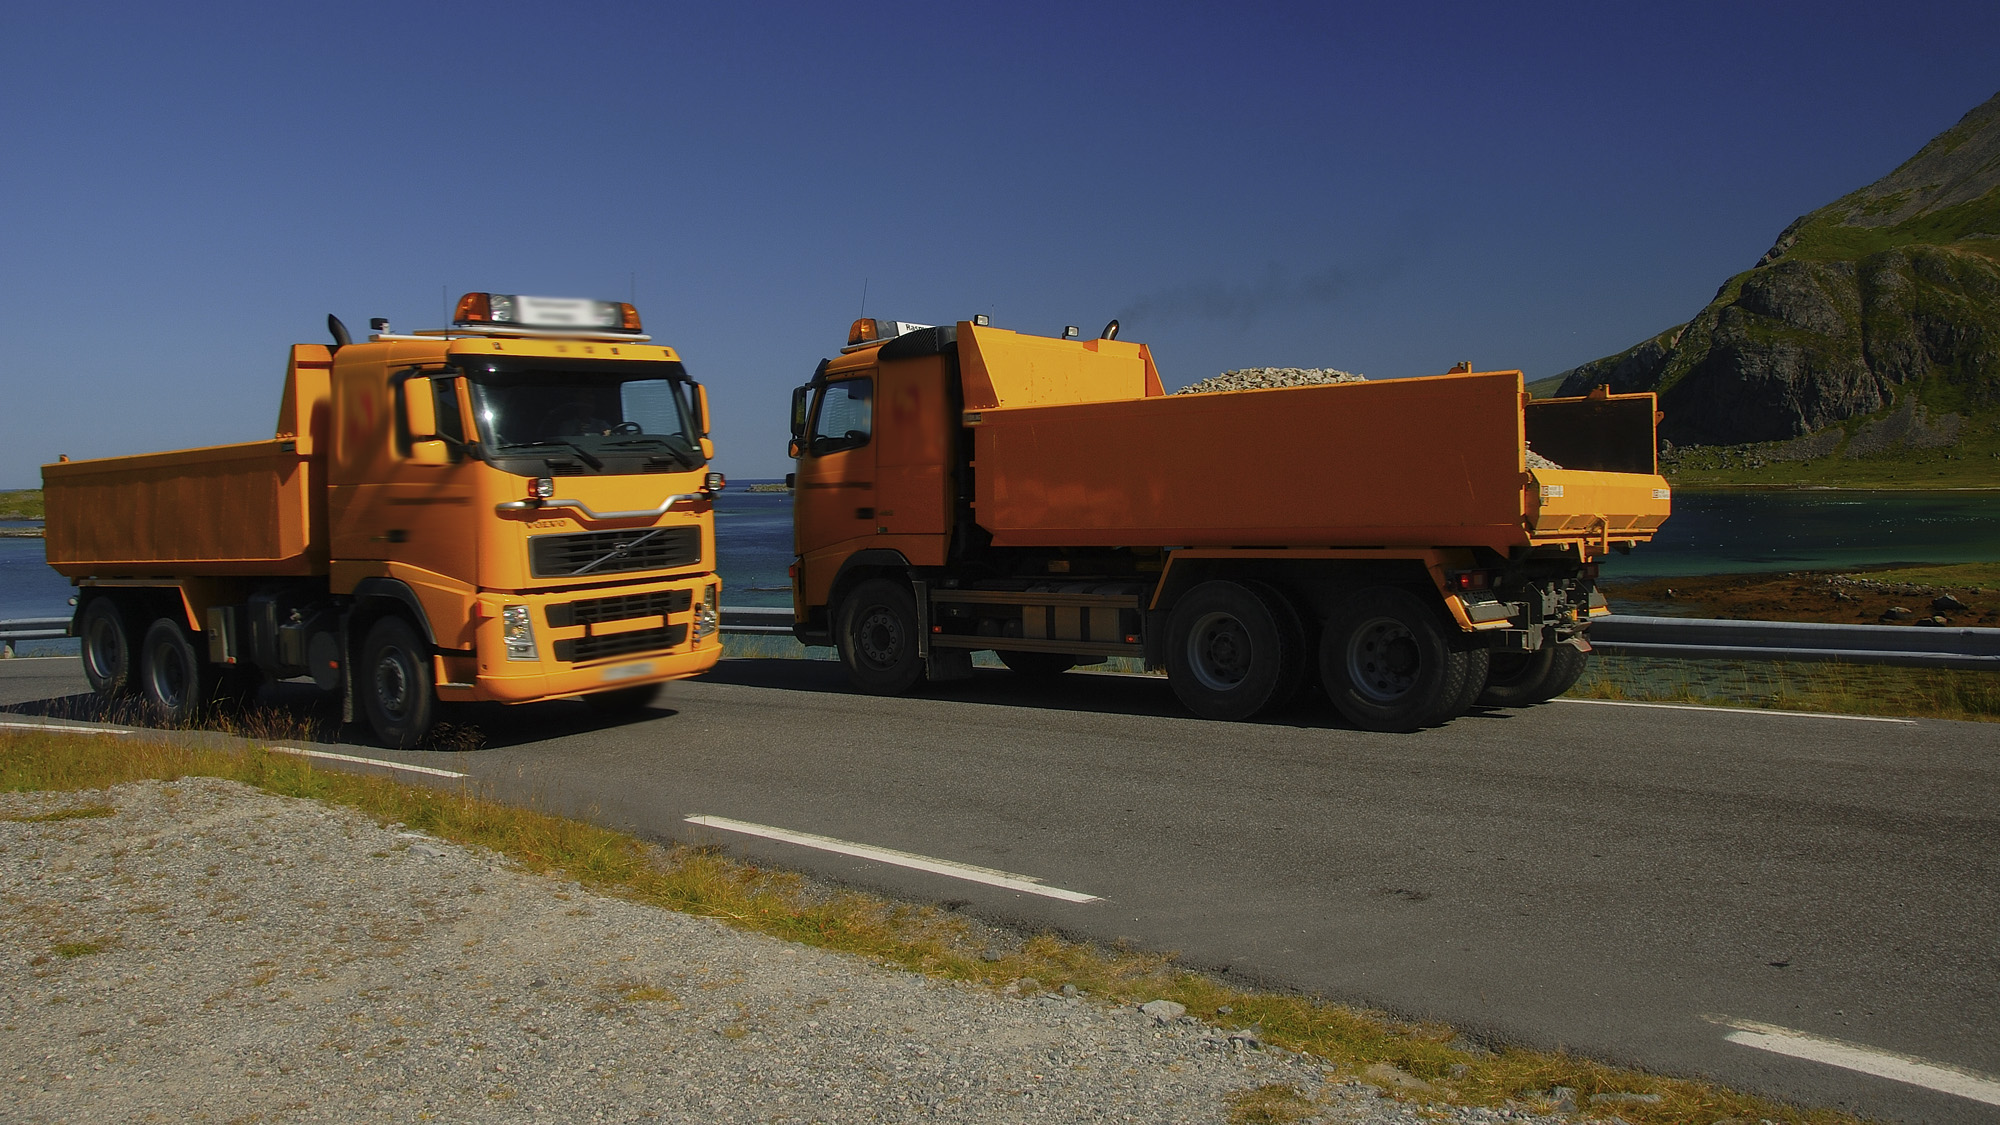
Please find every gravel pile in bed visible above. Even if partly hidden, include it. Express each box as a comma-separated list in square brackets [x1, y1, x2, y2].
[1177, 367, 1565, 471]
[2, 779, 1573, 1124]
[1175, 367, 1368, 395]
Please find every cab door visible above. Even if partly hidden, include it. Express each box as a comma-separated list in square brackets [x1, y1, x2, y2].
[793, 373, 878, 605]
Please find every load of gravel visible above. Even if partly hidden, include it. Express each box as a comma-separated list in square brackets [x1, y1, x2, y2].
[1176, 366, 1565, 470]
[1175, 367, 1367, 395]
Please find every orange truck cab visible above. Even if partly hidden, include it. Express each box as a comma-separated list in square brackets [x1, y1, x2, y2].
[43, 293, 725, 747]
[786, 317, 1671, 731]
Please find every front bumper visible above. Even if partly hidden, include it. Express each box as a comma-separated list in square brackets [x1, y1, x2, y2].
[455, 575, 722, 703]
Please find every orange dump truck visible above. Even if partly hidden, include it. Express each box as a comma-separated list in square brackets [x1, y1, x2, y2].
[44, 293, 725, 746]
[786, 318, 1670, 731]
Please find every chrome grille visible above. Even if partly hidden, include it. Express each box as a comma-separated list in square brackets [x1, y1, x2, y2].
[529, 526, 699, 578]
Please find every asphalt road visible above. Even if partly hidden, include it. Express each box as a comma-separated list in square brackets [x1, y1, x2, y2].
[4, 655, 1996, 1124]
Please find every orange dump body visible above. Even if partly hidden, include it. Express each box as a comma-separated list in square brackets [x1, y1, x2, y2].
[44, 439, 323, 577]
[955, 324, 1668, 554]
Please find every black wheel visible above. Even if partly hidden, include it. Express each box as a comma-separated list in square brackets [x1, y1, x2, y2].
[78, 599, 136, 700]
[360, 616, 435, 749]
[1320, 587, 1470, 732]
[583, 683, 663, 714]
[138, 617, 216, 724]
[1475, 641, 1587, 708]
[1446, 645, 1493, 718]
[836, 578, 924, 695]
[996, 650, 1080, 677]
[1165, 580, 1305, 721]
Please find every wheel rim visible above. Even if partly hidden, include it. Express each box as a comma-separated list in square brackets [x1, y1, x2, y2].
[1186, 610, 1253, 692]
[149, 640, 189, 709]
[374, 649, 414, 720]
[84, 617, 120, 683]
[1346, 615, 1421, 702]
[855, 604, 904, 669]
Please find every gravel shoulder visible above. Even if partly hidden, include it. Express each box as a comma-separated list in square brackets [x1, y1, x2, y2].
[1, 777, 1569, 1124]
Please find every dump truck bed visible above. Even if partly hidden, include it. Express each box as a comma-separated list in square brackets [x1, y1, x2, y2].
[968, 370, 1668, 553]
[43, 439, 325, 578]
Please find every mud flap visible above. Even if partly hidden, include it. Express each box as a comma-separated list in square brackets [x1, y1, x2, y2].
[925, 647, 974, 683]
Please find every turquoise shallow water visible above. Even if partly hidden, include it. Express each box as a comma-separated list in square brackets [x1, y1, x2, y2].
[1596, 489, 2000, 579]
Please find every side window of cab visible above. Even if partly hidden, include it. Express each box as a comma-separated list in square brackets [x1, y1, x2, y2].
[809, 377, 872, 456]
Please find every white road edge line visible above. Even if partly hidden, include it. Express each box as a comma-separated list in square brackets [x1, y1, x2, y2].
[1717, 1018, 2000, 1106]
[0, 720, 134, 735]
[683, 815, 1102, 904]
[1554, 698, 1916, 724]
[266, 746, 467, 780]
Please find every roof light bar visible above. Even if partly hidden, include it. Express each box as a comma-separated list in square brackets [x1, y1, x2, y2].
[454, 292, 642, 334]
[846, 318, 934, 347]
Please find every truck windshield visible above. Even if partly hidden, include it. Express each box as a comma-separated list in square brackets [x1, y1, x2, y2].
[458, 358, 704, 472]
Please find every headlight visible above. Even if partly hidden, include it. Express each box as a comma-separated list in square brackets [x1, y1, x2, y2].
[695, 585, 719, 640]
[501, 605, 539, 661]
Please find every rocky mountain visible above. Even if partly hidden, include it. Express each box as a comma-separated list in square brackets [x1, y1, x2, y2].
[1557, 91, 2000, 457]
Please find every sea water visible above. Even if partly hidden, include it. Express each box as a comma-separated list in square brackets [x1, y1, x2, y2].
[10, 488, 2000, 637]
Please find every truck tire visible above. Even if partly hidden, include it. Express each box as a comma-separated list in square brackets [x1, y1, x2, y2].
[1165, 580, 1304, 721]
[1445, 645, 1492, 718]
[1320, 586, 1469, 732]
[79, 599, 136, 700]
[360, 616, 435, 749]
[1475, 641, 1587, 708]
[996, 650, 1080, 678]
[138, 617, 216, 724]
[837, 578, 924, 695]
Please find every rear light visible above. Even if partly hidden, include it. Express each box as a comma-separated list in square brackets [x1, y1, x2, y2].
[1582, 563, 1600, 579]
[1449, 570, 1493, 592]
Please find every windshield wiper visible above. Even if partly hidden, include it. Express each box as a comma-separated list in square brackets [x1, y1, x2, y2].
[506, 439, 604, 471]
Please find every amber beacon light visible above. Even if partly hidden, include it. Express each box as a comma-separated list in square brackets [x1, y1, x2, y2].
[454, 292, 642, 334]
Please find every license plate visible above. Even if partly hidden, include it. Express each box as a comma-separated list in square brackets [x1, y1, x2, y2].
[601, 662, 654, 682]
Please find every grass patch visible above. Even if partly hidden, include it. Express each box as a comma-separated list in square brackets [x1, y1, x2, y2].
[1573, 653, 2000, 721]
[2, 804, 115, 822]
[51, 941, 102, 959]
[1226, 1083, 1318, 1124]
[0, 726, 1867, 1125]
[0, 488, 43, 520]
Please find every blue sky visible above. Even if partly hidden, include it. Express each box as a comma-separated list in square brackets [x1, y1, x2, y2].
[2, 1, 1996, 484]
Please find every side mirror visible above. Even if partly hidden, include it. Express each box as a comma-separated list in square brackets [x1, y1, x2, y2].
[788, 438, 801, 459]
[789, 386, 811, 441]
[401, 376, 438, 440]
[409, 439, 450, 467]
[693, 382, 711, 436]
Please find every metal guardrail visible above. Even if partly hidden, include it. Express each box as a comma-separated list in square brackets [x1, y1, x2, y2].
[0, 617, 70, 657]
[1590, 614, 2000, 671]
[720, 605, 797, 636]
[8, 610, 1997, 669]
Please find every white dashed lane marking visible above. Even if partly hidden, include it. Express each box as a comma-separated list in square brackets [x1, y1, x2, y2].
[1555, 698, 1917, 724]
[267, 746, 468, 779]
[1719, 1018, 2000, 1106]
[684, 815, 1102, 903]
[0, 720, 134, 735]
